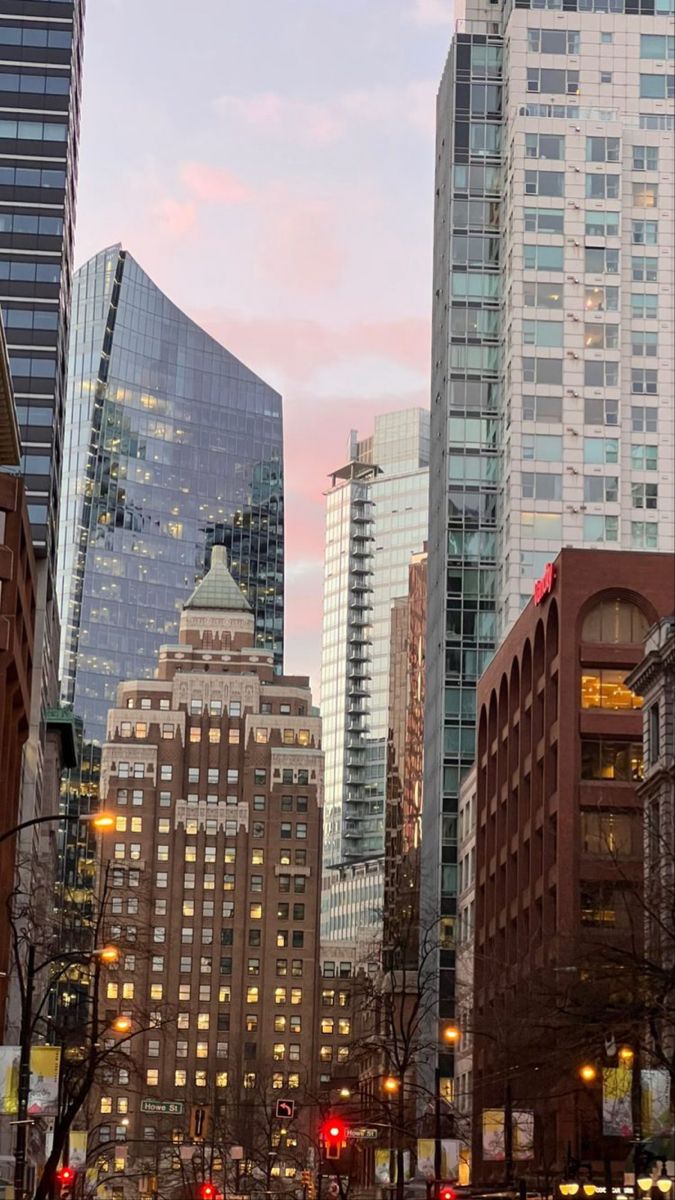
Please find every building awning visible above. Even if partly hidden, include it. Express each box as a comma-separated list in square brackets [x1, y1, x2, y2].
[44, 706, 81, 769]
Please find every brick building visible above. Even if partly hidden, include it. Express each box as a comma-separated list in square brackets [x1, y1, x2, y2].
[471, 548, 674, 1184]
[92, 548, 323, 1189]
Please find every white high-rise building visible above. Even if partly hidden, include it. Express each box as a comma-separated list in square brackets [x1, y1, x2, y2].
[321, 410, 429, 944]
[423, 0, 675, 1036]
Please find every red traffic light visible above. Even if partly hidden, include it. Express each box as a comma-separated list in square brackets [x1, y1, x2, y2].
[200, 1185, 217, 1200]
[321, 1116, 347, 1159]
[56, 1167, 76, 1187]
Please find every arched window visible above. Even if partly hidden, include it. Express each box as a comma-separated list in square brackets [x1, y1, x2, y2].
[582, 598, 650, 645]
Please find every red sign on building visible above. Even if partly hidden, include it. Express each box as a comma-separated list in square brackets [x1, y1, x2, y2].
[533, 562, 556, 605]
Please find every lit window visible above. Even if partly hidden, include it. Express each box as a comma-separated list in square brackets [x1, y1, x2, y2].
[146, 1069, 159, 1087]
[580, 670, 643, 711]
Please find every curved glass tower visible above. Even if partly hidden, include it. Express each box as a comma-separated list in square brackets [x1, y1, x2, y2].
[58, 245, 284, 744]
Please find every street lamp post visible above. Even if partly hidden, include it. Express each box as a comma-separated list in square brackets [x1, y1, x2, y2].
[12, 943, 118, 1200]
[0, 809, 114, 848]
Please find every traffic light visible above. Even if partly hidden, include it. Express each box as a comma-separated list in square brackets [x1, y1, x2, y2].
[190, 1103, 211, 1141]
[56, 1167, 76, 1200]
[199, 1184, 217, 1200]
[321, 1116, 347, 1159]
[436, 1184, 456, 1200]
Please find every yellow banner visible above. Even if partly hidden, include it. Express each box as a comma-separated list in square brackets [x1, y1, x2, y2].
[28, 1045, 61, 1116]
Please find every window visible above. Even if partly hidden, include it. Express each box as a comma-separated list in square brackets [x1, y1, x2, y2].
[322, 988, 335, 1007]
[522, 473, 562, 501]
[586, 137, 620, 162]
[521, 434, 562, 460]
[631, 522, 659, 549]
[632, 404, 658, 436]
[641, 33, 674, 58]
[586, 174, 620, 200]
[583, 438, 618, 465]
[581, 670, 643, 710]
[585, 286, 620, 316]
[583, 475, 618, 503]
[527, 67, 578, 94]
[632, 256, 658, 283]
[633, 145, 659, 171]
[585, 247, 619, 274]
[523, 395, 562, 422]
[631, 293, 658, 320]
[584, 362, 619, 389]
[640, 73, 675, 98]
[631, 444, 658, 473]
[523, 282, 559, 309]
[523, 245, 564, 274]
[649, 703, 660, 764]
[632, 482, 658, 509]
[524, 207, 564, 233]
[146, 1069, 159, 1087]
[585, 322, 620, 350]
[600, 71, 612, 83]
[585, 212, 620, 237]
[632, 368, 658, 394]
[633, 182, 658, 208]
[525, 133, 565, 159]
[525, 170, 564, 197]
[584, 515, 618, 542]
[633, 221, 658, 245]
[469, 122, 501, 155]
[581, 885, 631, 929]
[581, 811, 639, 859]
[521, 512, 562, 539]
[632, 331, 658, 358]
[527, 28, 580, 53]
[160, 765, 172, 781]
[582, 740, 643, 782]
[522, 357, 562, 385]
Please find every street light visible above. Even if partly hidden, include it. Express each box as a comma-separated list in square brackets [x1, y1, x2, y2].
[0, 809, 115, 847]
[339, 1087, 351, 1099]
[442, 1025, 461, 1046]
[618, 1047, 634, 1062]
[111, 1015, 132, 1034]
[579, 1064, 597, 1083]
[13, 942, 119, 1198]
[383, 1076, 400, 1094]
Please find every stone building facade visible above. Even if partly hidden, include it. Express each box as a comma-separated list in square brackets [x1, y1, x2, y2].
[91, 548, 322, 1189]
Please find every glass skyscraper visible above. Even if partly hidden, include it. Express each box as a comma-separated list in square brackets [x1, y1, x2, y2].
[423, 0, 675, 1101]
[321, 410, 429, 944]
[0, 0, 84, 567]
[58, 245, 284, 745]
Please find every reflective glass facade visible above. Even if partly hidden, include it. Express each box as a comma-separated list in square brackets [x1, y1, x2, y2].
[58, 245, 284, 744]
[321, 410, 429, 942]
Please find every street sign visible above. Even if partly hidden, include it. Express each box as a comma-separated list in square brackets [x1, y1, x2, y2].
[140, 1098, 185, 1115]
[276, 1099, 296, 1120]
[346, 1126, 379, 1141]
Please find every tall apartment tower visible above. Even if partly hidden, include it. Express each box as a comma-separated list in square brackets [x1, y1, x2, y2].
[424, 0, 675, 1040]
[0, 0, 85, 1032]
[320, 410, 429, 946]
[93, 548, 322, 1181]
[59, 245, 285, 746]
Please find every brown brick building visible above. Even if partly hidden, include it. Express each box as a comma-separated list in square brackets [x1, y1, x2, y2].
[0, 334, 36, 1029]
[92, 548, 323, 1188]
[471, 548, 675, 1185]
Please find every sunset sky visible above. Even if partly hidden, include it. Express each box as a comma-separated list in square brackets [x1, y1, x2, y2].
[75, 0, 453, 691]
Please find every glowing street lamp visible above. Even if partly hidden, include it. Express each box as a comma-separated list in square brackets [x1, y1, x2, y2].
[382, 1076, 400, 1094]
[96, 945, 119, 964]
[442, 1025, 461, 1045]
[579, 1064, 597, 1083]
[618, 1046, 634, 1062]
[111, 1015, 132, 1034]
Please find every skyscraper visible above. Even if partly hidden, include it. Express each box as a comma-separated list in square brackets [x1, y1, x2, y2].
[58, 245, 284, 746]
[92, 547, 322, 1180]
[0, 0, 84, 563]
[0, 0, 85, 983]
[424, 0, 674, 1062]
[320, 410, 429, 945]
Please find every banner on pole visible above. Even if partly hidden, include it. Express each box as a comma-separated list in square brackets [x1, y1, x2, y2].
[482, 1109, 505, 1161]
[603, 1065, 633, 1137]
[28, 1046, 61, 1116]
[513, 1111, 535, 1160]
[641, 1070, 671, 1136]
[0, 1046, 19, 1114]
[69, 1130, 88, 1169]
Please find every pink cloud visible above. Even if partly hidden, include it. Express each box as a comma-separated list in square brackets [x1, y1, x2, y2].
[215, 83, 436, 145]
[154, 198, 197, 237]
[180, 162, 252, 204]
[256, 197, 344, 293]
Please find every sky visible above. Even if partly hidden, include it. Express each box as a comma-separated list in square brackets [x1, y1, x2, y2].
[75, 0, 454, 692]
